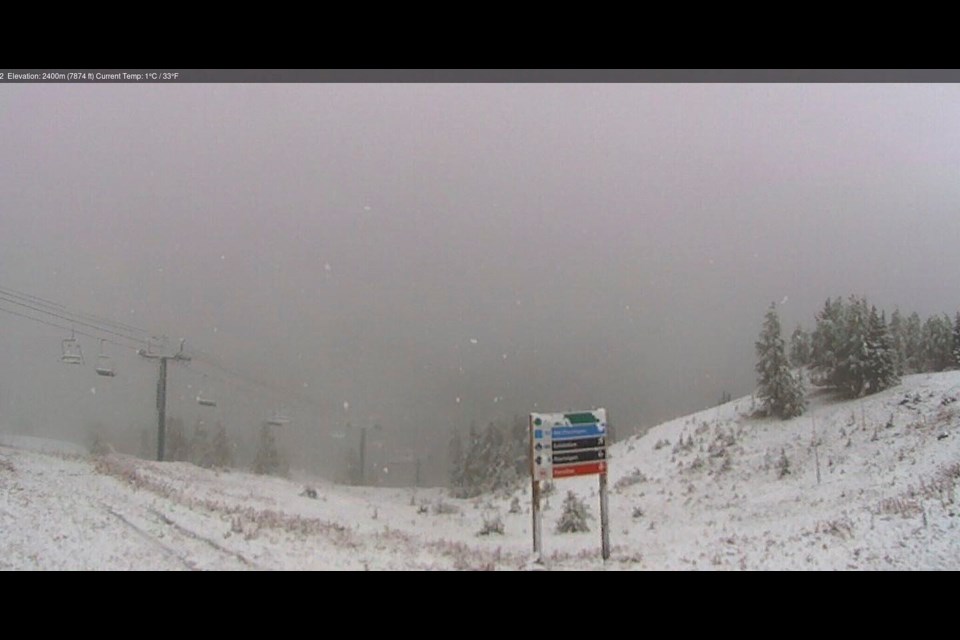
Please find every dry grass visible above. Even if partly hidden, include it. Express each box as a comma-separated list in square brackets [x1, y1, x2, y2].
[815, 517, 854, 540]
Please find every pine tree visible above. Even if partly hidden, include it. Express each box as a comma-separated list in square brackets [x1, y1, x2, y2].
[921, 314, 953, 372]
[190, 418, 213, 468]
[165, 417, 189, 462]
[455, 421, 485, 498]
[953, 312, 960, 368]
[448, 428, 464, 495]
[555, 491, 591, 533]
[211, 421, 233, 468]
[864, 307, 899, 394]
[904, 312, 923, 372]
[837, 296, 870, 397]
[345, 446, 361, 485]
[810, 297, 845, 386]
[510, 414, 529, 477]
[253, 423, 282, 476]
[755, 303, 806, 419]
[889, 308, 906, 376]
[789, 325, 811, 367]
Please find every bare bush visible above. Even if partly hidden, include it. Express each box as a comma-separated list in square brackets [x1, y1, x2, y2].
[432, 500, 461, 515]
[874, 497, 923, 518]
[614, 468, 648, 491]
[477, 513, 505, 536]
[777, 449, 790, 479]
[816, 517, 854, 539]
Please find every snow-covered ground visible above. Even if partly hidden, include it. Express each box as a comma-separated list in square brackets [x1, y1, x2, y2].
[2, 371, 959, 570]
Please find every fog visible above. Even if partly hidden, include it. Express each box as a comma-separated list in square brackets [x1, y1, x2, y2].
[2, 82, 960, 483]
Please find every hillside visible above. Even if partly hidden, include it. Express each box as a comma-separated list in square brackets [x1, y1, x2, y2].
[2, 371, 959, 570]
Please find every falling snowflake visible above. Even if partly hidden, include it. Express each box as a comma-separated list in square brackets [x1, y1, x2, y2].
[470, 338, 478, 344]
[343, 401, 350, 412]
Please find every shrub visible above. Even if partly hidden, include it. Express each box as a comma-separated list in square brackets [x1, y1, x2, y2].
[555, 491, 591, 533]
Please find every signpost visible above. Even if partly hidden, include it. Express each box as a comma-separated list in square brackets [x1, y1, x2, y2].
[530, 408, 610, 563]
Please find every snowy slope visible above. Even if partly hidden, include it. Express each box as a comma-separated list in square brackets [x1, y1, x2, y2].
[2, 371, 959, 570]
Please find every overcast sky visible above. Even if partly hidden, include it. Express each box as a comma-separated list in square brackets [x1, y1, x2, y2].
[2, 82, 959, 477]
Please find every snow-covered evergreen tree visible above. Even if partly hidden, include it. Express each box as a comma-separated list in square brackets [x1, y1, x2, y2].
[864, 307, 899, 394]
[755, 303, 806, 419]
[837, 296, 870, 397]
[253, 423, 282, 476]
[190, 418, 213, 468]
[810, 297, 845, 386]
[211, 421, 233, 468]
[165, 417, 189, 462]
[953, 312, 960, 368]
[451, 418, 525, 498]
[888, 308, 906, 376]
[921, 314, 953, 372]
[904, 312, 923, 373]
[462, 421, 483, 495]
[448, 428, 464, 495]
[789, 325, 811, 367]
[555, 491, 591, 533]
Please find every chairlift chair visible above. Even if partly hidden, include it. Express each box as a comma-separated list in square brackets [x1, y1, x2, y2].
[61, 330, 84, 365]
[95, 339, 116, 377]
[197, 374, 217, 407]
[267, 407, 290, 426]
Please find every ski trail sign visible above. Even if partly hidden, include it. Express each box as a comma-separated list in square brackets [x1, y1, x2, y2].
[529, 408, 610, 562]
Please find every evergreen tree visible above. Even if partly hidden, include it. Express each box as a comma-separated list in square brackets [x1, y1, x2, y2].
[484, 420, 517, 494]
[837, 296, 870, 397]
[810, 297, 845, 386]
[211, 421, 233, 468]
[253, 423, 282, 476]
[921, 314, 953, 372]
[903, 312, 923, 372]
[953, 312, 960, 368]
[455, 421, 484, 498]
[864, 307, 899, 394]
[888, 308, 905, 376]
[510, 414, 529, 477]
[190, 418, 213, 468]
[789, 325, 811, 367]
[165, 417, 189, 462]
[448, 428, 464, 494]
[345, 446, 361, 485]
[555, 491, 591, 533]
[755, 303, 806, 419]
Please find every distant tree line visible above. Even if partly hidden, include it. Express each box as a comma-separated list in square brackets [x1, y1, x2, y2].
[448, 416, 528, 498]
[156, 417, 239, 470]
